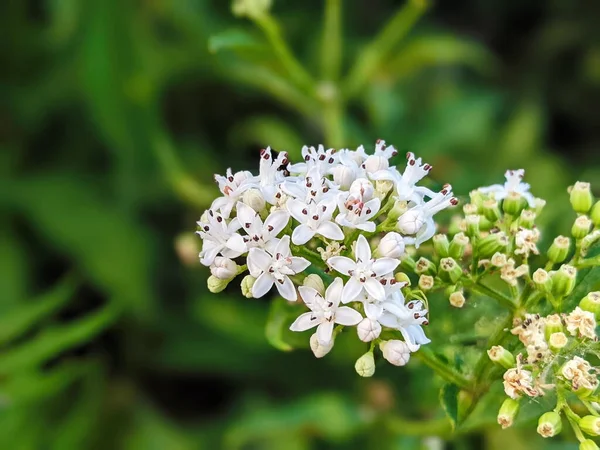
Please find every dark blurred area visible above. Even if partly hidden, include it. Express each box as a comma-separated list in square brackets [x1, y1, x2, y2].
[0, 0, 598, 448]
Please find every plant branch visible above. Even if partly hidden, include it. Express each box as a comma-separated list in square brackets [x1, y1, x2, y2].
[415, 347, 472, 390]
[321, 0, 343, 81]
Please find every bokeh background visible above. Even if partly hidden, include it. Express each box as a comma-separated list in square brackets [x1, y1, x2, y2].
[1, 0, 599, 448]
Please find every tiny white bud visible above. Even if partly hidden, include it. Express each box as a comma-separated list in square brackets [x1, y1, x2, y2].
[303, 274, 325, 296]
[349, 178, 374, 201]
[375, 179, 394, 197]
[397, 209, 425, 235]
[241, 275, 256, 298]
[377, 232, 405, 258]
[357, 318, 382, 342]
[210, 256, 238, 280]
[242, 188, 266, 212]
[332, 165, 356, 189]
[364, 155, 389, 173]
[309, 333, 334, 358]
[380, 340, 411, 366]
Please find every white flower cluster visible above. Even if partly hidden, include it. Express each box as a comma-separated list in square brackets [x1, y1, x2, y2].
[196, 141, 457, 364]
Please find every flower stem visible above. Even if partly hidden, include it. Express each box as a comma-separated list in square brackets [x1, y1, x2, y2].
[468, 280, 516, 311]
[321, 0, 343, 81]
[414, 347, 472, 390]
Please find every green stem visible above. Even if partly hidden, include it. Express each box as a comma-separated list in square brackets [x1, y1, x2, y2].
[323, 95, 345, 148]
[321, 0, 343, 81]
[468, 281, 516, 311]
[414, 347, 472, 390]
[577, 255, 600, 269]
[386, 415, 452, 437]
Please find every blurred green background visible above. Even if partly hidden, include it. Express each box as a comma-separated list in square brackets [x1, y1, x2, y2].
[1, 0, 599, 448]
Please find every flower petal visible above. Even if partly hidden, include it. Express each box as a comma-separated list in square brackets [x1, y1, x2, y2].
[362, 198, 381, 219]
[236, 202, 258, 227]
[287, 198, 307, 223]
[363, 277, 385, 300]
[316, 321, 334, 345]
[378, 312, 399, 329]
[342, 276, 363, 303]
[325, 277, 344, 307]
[292, 224, 315, 245]
[290, 256, 310, 273]
[247, 248, 271, 276]
[274, 235, 291, 257]
[355, 222, 376, 232]
[276, 276, 297, 301]
[264, 210, 290, 237]
[252, 273, 274, 298]
[290, 312, 319, 332]
[372, 257, 400, 276]
[316, 221, 344, 241]
[226, 233, 247, 254]
[364, 302, 384, 320]
[354, 234, 372, 262]
[334, 306, 362, 326]
[298, 286, 319, 309]
[327, 256, 356, 276]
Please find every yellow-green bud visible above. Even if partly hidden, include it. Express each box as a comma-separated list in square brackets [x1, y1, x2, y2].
[449, 232, 469, 260]
[579, 416, 600, 436]
[232, 0, 272, 18]
[355, 351, 375, 377]
[394, 272, 411, 286]
[537, 411, 562, 438]
[580, 291, 600, 319]
[449, 290, 466, 308]
[470, 189, 484, 208]
[533, 268, 553, 293]
[207, 275, 230, 293]
[433, 234, 450, 257]
[463, 203, 478, 215]
[478, 216, 494, 232]
[535, 198, 547, 215]
[591, 200, 600, 226]
[570, 181, 594, 214]
[519, 209, 536, 228]
[482, 199, 501, 223]
[465, 214, 481, 237]
[548, 332, 568, 352]
[547, 235, 571, 263]
[580, 439, 600, 450]
[303, 274, 325, 295]
[439, 257, 463, 284]
[448, 215, 463, 235]
[497, 398, 520, 429]
[375, 180, 394, 197]
[242, 188, 266, 212]
[551, 264, 577, 297]
[573, 215, 593, 239]
[241, 275, 256, 298]
[502, 191, 527, 216]
[487, 345, 515, 369]
[415, 257, 437, 276]
[478, 232, 509, 258]
[418, 275, 435, 291]
[388, 200, 409, 221]
[544, 314, 563, 340]
[309, 333, 334, 358]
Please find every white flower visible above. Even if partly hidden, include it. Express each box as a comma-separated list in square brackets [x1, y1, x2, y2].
[377, 292, 430, 352]
[503, 366, 541, 399]
[210, 257, 238, 280]
[393, 152, 436, 203]
[478, 169, 536, 207]
[328, 234, 400, 302]
[565, 307, 597, 339]
[288, 145, 338, 175]
[290, 277, 363, 344]
[335, 182, 381, 232]
[380, 340, 411, 366]
[255, 147, 290, 204]
[212, 168, 255, 217]
[397, 186, 458, 247]
[376, 232, 406, 258]
[515, 227, 540, 258]
[281, 167, 337, 203]
[236, 202, 289, 252]
[287, 197, 344, 245]
[197, 209, 247, 266]
[356, 318, 382, 342]
[360, 140, 399, 181]
[247, 236, 310, 301]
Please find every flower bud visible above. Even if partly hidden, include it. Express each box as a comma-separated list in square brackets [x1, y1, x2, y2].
[570, 181, 594, 214]
[418, 275, 434, 291]
[487, 345, 515, 369]
[210, 256, 238, 280]
[375, 180, 394, 198]
[497, 398, 520, 429]
[537, 411, 562, 438]
[491, 252, 508, 267]
[357, 318, 382, 342]
[482, 199, 501, 223]
[551, 264, 577, 297]
[433, 234, 450, 257]
[449, 290, 466, 308]
[548, 332, 568, 352]
[415, 257, 437, 276]
[388, 200, 409, 221]
[349, 178, 374, 201]
[580, 439, 600, 450]
[364, 155, 389, 173]
[207, 275, 230, 293]
[394, 272, 411, 286]
[479, 216, 494, 232]
[377, 232, 405, 258]
[582, 230, 600, 257]
[533, 268, 553, 293]
[465, 214, 481, 237]
[439, 257, 463, 284]
[303, 274, 325, 296]
[579, 416, 600, 436]
[332, 164, 356, 189]
[519, 209, 536, 228]
[309, 332, 334, 358]
[449, 232, 469, 260]
[535, 198, 547, 215]
[470, 189, 484, 208]
[580, 291, 600, 319]
[572, 215, 593, 239]
[502, 191, 527, 216]
[547, 235, 571, 264]
[355, 351, 375, 377]
[477, 232, 509, 258]
[232, 0, 272, 18]
[463, 203, 478, 215]
[544, 314, 563, 339]
[397, 209, 425, 235]
[591, 201, 600, 226]
[242, 188, 266, 212]
[380, 340, 411, 366]
[241, 275, 256, 298]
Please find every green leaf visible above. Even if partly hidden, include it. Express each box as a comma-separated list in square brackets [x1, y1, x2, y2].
[439, 383, 459, 430]
[208, 28, 266, 54]
[0, 275, 77, 346]
[0, 223, 29, 312]
[265, 298, 297, 352]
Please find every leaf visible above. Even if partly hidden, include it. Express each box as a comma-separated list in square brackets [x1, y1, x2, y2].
[265, 298, 297, 352]
[439, 383, 459, 430]
[0, 275, 77, 346]
[208, 28, 266, 54]
[0, 223, 29, 312]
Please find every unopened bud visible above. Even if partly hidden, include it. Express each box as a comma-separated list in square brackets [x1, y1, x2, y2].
[580, 291, 600, 319]
[572, 215, 593, 239]
[331, 164, 356, 189]
[470, 189, 484, 208]
[478, 232, 509, 258]
[380, 340, 411, 366]
[548, 332, 568, 352]
[232, 0, 272, 18]
[207, 275, 230, 293]
[309, 332, 334, 358]
[449, 232, 469, 260]
[210, 256, 238, 280]
[415, 257, 436, 276]
[419, 275, 435, 291]
[394, 272, 411, 286]
[242, 188, 266, 212]
[433, 234, 450, 257]
[570, 181, 594, 214]
[591, 201, 600, 226]
[355, 351, 375, 377]
[375, 180, 394, 197]
[465, 214, 481, 237]
[533, 268, 552, 293]
[388, 200, 409, 221]
[463, 203, 478, 215]
[537, 411, 562, 438]
[491, 252, 508, 267]
[544, 314, 563, 340]
[482, 199, 501, 223]
[503, 191, 527, 216]
[303, 274, 325, 296]
[580, 439, 600, 450]
[357, 318, 382, 342]
[439, 257, 463, 284]
[519, 209, 536, 228]
[349, 178, 374, 201]
[377, 232, 405, 258]
[535, 198, 547, 215]
[449, 290, 466, 308]
[547, 236, 571, 263]
[487, 345, 515, 369]
[497, 398, 520, 429]
[551, 264, 577, 297]
[241, 275, 256, 298]
[579, 416, 600, 436]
